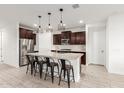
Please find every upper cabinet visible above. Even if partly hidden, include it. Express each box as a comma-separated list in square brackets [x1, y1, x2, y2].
[53, 31, 86, 45]
[70, 32, 86, 45]
[19, 28, 36, 45]
[53, 34, 61, 45]
[19, 28, 27, 38]
[61, 31, 71, 39]
[75, 32, 86, 44]
[61, 31, 71, 44]
[70, 33, 76, 44]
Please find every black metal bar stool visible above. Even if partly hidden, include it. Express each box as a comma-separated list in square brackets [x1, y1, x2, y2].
[26, 55, 36, 75]
[34, 56, 47, 78]
[58, 59, 75, 88]
[44, 57, 59, 83]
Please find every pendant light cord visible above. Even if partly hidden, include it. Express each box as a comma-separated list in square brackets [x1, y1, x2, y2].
[49, 14, 50, 26]
[48, 13, 51, 26]
[60, 11, 63, 23]
[60, 8, 63, 24]
[38, 16, 41, 28]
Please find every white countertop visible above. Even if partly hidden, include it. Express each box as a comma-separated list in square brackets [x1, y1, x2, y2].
[27, 51, 83, 60]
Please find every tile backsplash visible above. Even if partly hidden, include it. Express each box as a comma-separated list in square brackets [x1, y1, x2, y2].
[52, 45, 86, 52]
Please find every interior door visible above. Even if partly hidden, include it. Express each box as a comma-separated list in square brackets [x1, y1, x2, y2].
[88, 28, 106, 66]
[93, 30, 106, 65]
[0, 31, 2, 62]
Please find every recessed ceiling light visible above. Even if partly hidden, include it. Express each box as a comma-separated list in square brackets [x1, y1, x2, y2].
[72, 4, 79, 9]
[79, 20, 83, 24]
[34, 24, 38, 27]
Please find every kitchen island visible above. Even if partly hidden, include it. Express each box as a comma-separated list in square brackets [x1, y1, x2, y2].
[27, 50, 83, 82]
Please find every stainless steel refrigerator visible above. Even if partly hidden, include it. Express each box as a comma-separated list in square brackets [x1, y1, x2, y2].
[19, 39, 34, 66]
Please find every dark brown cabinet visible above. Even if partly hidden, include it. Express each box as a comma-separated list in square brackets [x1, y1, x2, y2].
[19, 28, 36, 45]
[61, 31, 71, 39]
[33, 34, 36, 45]
[19, 28, 27, 38]
[53, 31, 86, 45]
[81, 52, 86, 65]
[26, 30, 32, 39]
[70, 33, 76, 44]
[75, 32, 85, 44]
[61, 31, 71, 44]
[70, 32, 86, 45]
[53, 34, 61, 45]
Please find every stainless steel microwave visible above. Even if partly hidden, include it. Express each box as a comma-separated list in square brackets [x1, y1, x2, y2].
[61, 39, 69, 45]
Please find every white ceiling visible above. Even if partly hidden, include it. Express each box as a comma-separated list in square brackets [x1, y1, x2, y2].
[0, 4, 124, 29]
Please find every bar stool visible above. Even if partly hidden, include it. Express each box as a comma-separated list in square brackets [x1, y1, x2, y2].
[58, 59, 75, 88]
[34, 56, 47, 78]
[26, 55, 36, 75]
[44, 57, 59, 83]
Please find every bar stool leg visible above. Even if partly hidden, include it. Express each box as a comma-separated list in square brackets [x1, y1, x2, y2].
[40, 64, 43, 78]
[63, 70, 66, 79]
[34, 63, 38, 76]
[72, 67, 75, 82]
[67, 69, 70, 88]
[57, 65, 59, 76]
[51, 66, 54, 83]
[58, 69, 62, 85]
[26, 64, 29, 74]
[44, 66, 48, 80]
[31, 62, 34, 75]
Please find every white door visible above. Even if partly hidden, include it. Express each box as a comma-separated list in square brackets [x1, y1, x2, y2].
[0, 31, 2, 62]
[88, 27, 106, 65]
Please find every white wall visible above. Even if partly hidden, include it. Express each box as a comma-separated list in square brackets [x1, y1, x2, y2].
[38, 32, 52, 52]
[0, 20, 19, 67]
[34, 34, 39, 51]
[88, 26, 106, 66]
[106, 13, 124, 75]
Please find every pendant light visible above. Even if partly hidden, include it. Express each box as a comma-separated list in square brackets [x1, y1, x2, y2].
[46, 12, 53, 32]
[58, 8, 66, 30]
[36, 15, 43, 33]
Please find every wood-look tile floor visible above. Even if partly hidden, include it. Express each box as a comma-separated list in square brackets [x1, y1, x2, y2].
[0, 63, 124, 88]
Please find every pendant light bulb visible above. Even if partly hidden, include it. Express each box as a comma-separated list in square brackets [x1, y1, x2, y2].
[46, 12, 53, 32]
[58, 8, 66, 30]
[36, 15, 43, 33]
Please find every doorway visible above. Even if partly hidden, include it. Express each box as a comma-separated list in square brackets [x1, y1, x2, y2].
[88, 26, 106, 66]
[0, 31, 3, 62]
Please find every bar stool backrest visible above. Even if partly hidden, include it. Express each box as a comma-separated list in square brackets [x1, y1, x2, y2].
[44, 57, 55, 66]
[35, 56, 44, 63]
[58, 59, 71, 69]
[26, 55, 35, 64]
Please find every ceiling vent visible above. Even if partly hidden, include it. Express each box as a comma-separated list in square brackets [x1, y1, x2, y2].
[72, 4, 79, 9]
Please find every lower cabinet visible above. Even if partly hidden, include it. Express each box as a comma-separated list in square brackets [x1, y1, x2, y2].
[81, 52, 86, 65]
